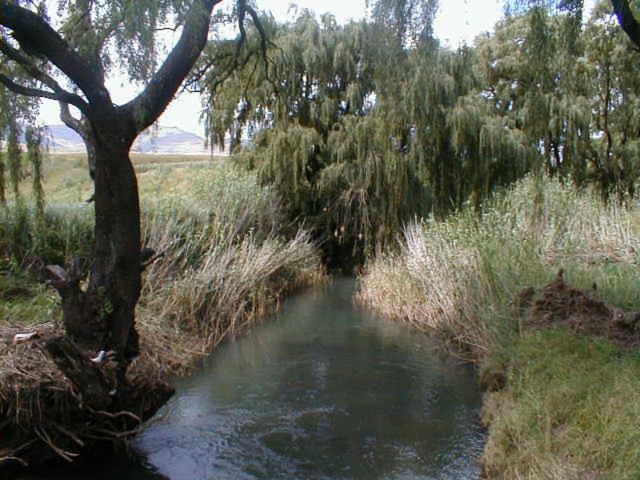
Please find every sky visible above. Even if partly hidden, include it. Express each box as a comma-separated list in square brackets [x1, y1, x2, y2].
[36, 0, 523, 135]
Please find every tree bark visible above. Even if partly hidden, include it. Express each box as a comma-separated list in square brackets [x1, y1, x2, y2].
[46, 109, 141, 369]
[611, 0, 640, 49]
[87, 110, 141, 367]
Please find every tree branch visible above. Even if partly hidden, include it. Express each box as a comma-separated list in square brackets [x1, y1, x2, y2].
[182, 49, 236, 92]
[0, 37, 88, 112]
[58, 102, 96, 180]
[0, 0, 108, 105]
[0, 73, 85, 105]
[241, 3, 279, 93]
[611, 0, 640, 49]
[59, 102, 83, 132]
[58, 102, 94, 148]
[122, 0, 225, 134]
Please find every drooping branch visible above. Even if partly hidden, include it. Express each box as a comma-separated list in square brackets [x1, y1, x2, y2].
[187, 6, 269, 94]
[59, 102, 96, 180]
[611, 0, 640, 48]
[187, 2, 278, 100]
[182, 49, 236, 92]
[122, 0, 225, 133]
[0, 0, 108, 105]
[0, 37, 88, 112]
[239, 1, 279, 90]
[243, 3, 271, 62]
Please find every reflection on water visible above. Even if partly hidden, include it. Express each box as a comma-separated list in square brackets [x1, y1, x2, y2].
[16, 278, 484, 480]
[137, 278, 484, 479]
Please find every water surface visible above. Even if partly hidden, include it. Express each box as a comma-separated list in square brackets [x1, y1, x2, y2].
[136, 278, 484, 479]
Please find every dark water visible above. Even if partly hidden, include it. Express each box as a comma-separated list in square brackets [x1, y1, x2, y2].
[17, 278, 484, 480]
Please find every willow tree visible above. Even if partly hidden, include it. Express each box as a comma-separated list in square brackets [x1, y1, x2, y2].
[583, 2, 640, 193]
[201, 0, 541, 260]
[477, 2, 640, 193]
[0, 58, 39, 205]
[197, 10, 394, 260]
[25, 126, 45, 216]
[0, 0, 269, 414]
[474, 10, 590, 178]
[513, 0, 640, 47]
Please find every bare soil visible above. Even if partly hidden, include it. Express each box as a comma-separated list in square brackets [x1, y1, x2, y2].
[519, 270, 640, 348]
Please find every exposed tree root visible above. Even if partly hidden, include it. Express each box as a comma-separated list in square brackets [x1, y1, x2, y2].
[0, 322, 173, 469]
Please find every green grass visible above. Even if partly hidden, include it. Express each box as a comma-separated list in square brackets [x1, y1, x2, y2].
[483, 329, 640, 480]
[359, 174, 640, 479]
[0, 274, 60, 328]
[7, 153, 225, 203]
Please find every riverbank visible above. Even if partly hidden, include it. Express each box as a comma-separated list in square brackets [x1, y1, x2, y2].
[358, 174, 640, 479]
[0, 159, 325, 468]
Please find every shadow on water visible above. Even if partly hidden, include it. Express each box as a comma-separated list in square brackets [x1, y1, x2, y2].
[17, 278, 485, 480]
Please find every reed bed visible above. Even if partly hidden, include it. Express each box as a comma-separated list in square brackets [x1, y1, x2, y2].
[358, 174, 640, 358]
[133, 161, 324, 374]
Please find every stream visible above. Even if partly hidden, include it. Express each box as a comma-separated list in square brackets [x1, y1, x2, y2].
[22, 277, 485, 480]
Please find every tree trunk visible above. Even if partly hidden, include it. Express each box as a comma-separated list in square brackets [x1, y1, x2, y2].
[88, 111, 142, 368]
[48, 110, 142, 372]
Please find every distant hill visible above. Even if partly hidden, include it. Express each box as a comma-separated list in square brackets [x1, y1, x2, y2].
[43, 124, 227, 155]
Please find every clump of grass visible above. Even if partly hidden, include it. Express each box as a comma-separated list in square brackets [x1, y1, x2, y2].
[0, 203, 94, 267]
[136, 162, 324, 374]
[482, 328, 640, 480]
[358, 174, 640, 478]
[0, 274, 60, 328]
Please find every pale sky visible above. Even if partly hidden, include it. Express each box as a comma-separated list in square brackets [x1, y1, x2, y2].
[35, 0, 529, 134]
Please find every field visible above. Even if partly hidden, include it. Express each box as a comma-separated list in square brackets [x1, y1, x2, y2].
[34, 153, 217, 203]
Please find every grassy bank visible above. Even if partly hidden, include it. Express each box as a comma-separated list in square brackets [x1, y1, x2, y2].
[0, 155, 325, 466]
[358, 175, 640, 479]
[1, 157, 324, 421]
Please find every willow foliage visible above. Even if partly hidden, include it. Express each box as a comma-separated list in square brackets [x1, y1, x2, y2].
[1, 6, 44, 208]
[479, 3, 640, 193]
[25, 127, 45, 217]
[203, 1, 639, 259]
[7, 119, 21, 201]
[0, 149, 4, 206]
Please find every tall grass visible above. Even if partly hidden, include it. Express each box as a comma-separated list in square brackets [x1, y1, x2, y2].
[136, 162, 324, 373]
[0, 203, 94, 268]
[358, 174, 640, 358]
[358, 174, 640, 479]
[1, 160, 324, 374]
